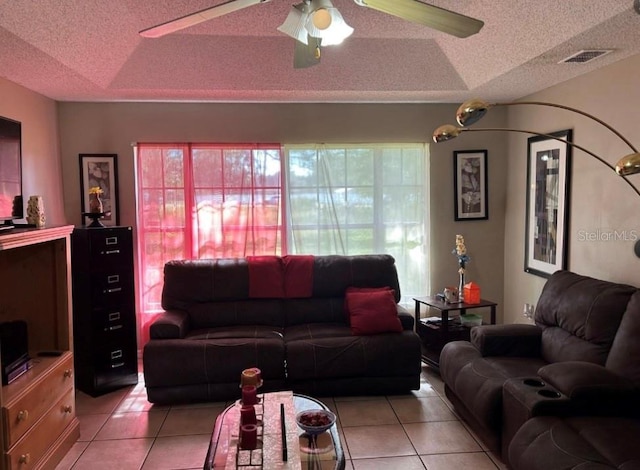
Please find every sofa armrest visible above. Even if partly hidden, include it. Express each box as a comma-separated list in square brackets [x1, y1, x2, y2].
[397, 304, 414, 331]
[470, 324, 542, 357]
[149, 310, 190, 339]
[538, 361, 637, 401]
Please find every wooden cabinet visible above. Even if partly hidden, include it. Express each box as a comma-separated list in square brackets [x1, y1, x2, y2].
[0, 225, 80, 470]
[71, 226, 138, 396]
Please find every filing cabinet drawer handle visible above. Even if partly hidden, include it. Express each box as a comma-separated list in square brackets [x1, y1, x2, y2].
[17, 409, 29, 421]
[107, 275, 120, 284]
[19, 453, 30, 464]
[64, 369, 73, 378]
[111, 350, 123, 360]
[105, 236, 118, 245]
[111, 362, 125, 368]
[108, 324, 123, 331]
[104, 287, 122, 293]
[63, 405, 73, 414]
[108, 312, 121, 321]
[101, 249, 120, 255]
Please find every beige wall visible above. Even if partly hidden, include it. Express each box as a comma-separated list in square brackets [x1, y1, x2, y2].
[503, 53, 640, 325]
[57, 102, 508, 319]
[6, 50, 638, 343]
[0, 77, 65, 225]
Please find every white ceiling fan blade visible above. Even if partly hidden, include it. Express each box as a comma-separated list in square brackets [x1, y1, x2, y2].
[140, 0, 268, 38]
[356, 0, 484, 38]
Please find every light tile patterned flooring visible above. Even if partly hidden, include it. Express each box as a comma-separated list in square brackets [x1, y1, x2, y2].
[56, 364, 507, 470]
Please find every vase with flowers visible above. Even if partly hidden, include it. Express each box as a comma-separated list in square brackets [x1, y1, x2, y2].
[452, 234, 470, 302]
[88, 186, 104, 213]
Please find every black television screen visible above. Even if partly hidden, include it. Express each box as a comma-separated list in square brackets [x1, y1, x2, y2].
[0, 115, 22, 223]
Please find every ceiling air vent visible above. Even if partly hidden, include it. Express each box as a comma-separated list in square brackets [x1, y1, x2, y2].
[559, 49, 613, 64]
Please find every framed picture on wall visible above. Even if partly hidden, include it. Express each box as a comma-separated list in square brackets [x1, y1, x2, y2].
[453, 150, 488, 221]
[524, 129, 572, 278]
[79, 154, 119, 226]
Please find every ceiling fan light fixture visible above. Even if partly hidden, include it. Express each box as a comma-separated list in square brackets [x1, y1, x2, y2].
[305, 4, 353, 45]
[277, 3, 311, 44]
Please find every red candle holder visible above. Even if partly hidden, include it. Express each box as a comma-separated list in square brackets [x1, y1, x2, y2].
[240, 405, 257, 426]
[242, 385, 257, 406]
[240, 423, 258, 450]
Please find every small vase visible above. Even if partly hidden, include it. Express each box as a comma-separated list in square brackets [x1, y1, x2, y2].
[89, 193, 103, 213]
[458, 272, 465, 303]
[26, 195, 45, 228]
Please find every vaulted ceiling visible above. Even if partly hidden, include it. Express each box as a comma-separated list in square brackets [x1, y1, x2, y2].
[1, 0, 639, 103]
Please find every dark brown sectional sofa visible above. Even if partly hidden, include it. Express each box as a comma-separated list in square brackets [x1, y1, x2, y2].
[143, 254, 422, 404]
[439, 270, 640, 469]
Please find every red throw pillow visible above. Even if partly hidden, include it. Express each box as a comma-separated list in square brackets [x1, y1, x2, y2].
[345, 289, 403, 336]
[343, 286, 395, 319]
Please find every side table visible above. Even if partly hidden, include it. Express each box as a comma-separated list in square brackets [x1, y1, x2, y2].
[414, 296, 497, 369]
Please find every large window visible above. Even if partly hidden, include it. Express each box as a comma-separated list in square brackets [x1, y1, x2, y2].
[285, 144, 428, 302]
[136, 142, 428, 340]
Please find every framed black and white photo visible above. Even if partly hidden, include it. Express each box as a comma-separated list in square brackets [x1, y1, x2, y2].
[524, 130, 572, 278]
[79, 153, 119, 226]
[453, 150, 488, 221]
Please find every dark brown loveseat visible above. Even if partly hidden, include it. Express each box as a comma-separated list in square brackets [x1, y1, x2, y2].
[439, 270, 640, 465]
[143, 254, 421, 404]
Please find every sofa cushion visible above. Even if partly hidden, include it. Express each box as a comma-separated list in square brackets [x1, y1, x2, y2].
[538, 361, 636, 400]
[284, 320, 421, 383]
[143, 337, 286, 388]
[284, 298, 346, 326]
[345, 289, 402, 335]
[162, 259, 251, 307]
[188, 299, 286, 329]
[509, 416, 640, 470]
[186, 326, 284, 341]
[311, 254, 401, 301]
[284, 323, 352, 342]
[535, 271, 636, 365]
[440, 341, 547, 436]
[285, 328, 420, 381]
[606, 291, 640, 385]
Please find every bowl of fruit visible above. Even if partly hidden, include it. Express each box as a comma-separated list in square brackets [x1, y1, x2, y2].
[295, 409, 336, 435]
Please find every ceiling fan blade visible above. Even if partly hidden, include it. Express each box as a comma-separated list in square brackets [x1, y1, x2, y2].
[294, 36, 321, 69]
[357, 0, 484, 38]
[140, 0, 268, 38]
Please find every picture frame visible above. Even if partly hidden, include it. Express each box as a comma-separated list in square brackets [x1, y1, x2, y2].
[79, 154, 119, 226]
[453, 150, 488, 221]
[524, 130, 572, 278]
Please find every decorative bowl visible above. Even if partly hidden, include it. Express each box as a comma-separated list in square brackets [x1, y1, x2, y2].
[295, 409, 336, 435]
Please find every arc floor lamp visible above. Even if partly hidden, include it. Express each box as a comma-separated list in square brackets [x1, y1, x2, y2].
[433, 98, 640, 257]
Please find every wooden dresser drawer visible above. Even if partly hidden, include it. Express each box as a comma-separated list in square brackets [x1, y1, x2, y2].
[6, 389, 76, 470]
[3, 354, 74, 448]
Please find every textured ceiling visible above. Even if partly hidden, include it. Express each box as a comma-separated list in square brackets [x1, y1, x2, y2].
[1, 0, 639, 103]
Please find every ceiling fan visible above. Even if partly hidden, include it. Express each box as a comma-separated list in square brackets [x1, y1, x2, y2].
[139, 0, 484, 68]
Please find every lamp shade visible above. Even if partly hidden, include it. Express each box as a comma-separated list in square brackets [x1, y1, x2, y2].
[616, 153, 640, 176]
[278, 3, 312, 45]
[432, 124, 463, 143]
[456, 98, 491, 126]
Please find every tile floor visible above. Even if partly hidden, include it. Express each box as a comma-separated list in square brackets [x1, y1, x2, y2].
[56, 364, 507, 470]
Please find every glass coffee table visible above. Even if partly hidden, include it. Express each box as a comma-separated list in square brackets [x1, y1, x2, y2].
[204, 391, 345, 470]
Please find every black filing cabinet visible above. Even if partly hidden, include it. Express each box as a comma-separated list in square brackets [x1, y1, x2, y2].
[71, 226, 138, 396]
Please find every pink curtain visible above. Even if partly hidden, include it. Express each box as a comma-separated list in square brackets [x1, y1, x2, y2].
[136, 143, 283, 343]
